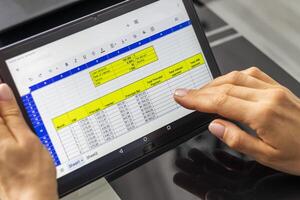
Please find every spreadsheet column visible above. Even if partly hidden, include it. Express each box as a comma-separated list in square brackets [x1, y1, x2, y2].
[88, 116, 106, 145]
[70, 123, 90, 154]
[78, 118, 99, 150]
[126, 96, 148, 128]
[105, 105, 129, 137]
[117, 101, 136, 132]
[147, 82, 178, 117]
[190, 66, 212, 88]
[58, 128, 81, 159]
[168, 73, 195, 98]
[94, 111, 116, 142]
[135, 92, 157, 123]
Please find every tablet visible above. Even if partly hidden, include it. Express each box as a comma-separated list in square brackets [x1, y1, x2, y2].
[0, 0, 220, 196]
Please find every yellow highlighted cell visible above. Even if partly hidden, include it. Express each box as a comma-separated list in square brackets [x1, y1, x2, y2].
[101, 90, 124, 109]
[85, 99, 103, 115]
[122, 80, 145, 98]
[90, 46, 158, 87]
[53, 53, 205, 130]
[52, 114, 71, 130]
[185, 53, 205, 68]
[68, 108, 88, 123]
[143, 72, 166, 89]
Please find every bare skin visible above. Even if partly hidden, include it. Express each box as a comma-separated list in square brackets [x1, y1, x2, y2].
[174, 67, 300, 175]
[0, 84, 58, 200]
[0, 67, 299, 200]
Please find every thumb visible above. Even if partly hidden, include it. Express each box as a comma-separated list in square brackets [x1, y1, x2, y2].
[208, 119, 275, 162]
[0, 84, 30, 136]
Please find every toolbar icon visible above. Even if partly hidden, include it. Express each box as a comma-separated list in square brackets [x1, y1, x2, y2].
[110, 43, 117, 49]
[101, 48, 106, 53]
[122, 38, 128, 44]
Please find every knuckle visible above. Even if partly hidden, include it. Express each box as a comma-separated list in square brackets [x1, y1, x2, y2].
[269, 88, 287, 103]
[214, 94, 228, 108]
[4, 107, 21, 118]
[226, 133, 242, 150]
[227, 71, 242, 83]
[188, 89, 200, 97]
[221, 84, 235, 94]
[247, 67, 262, 76]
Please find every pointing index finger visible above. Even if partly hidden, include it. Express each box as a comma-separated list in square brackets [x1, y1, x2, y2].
[174, 89, 255, 124]
[203, 71, 271, 89]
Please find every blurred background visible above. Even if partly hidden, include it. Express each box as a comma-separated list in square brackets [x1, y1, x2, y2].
[204, 0, 300, 81]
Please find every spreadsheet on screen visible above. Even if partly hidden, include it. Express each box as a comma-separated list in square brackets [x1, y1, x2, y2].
[5, 0, 213, 178]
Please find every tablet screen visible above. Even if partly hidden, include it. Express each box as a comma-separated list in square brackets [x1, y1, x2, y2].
[5, 0, 213, 178]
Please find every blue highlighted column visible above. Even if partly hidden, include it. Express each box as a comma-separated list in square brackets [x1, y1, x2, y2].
[22, 94, 61, 166]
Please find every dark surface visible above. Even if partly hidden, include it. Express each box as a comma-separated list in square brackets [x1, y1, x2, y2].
[0, 1, 299, 200]
[0, 0, 80, 33]
[0, 0, 125, 47]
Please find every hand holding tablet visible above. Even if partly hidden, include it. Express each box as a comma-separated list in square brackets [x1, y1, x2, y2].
[0, 84, 58, 200]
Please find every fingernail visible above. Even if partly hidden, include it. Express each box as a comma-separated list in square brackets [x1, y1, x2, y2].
[209, 122, 225, 139]
[174, 89, 188, 97]
[0, 84, 13, 101]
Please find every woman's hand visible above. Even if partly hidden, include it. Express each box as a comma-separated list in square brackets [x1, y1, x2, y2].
[174, 67, 300, 175]
[0, 84, 58, 200]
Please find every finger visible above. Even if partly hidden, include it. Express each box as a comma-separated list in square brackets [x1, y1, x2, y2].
[208, 119, 277, 164]
[242, 67, 279, 85]
[198, 84, 261, 102]
[203, 71, 271, 89]
[0, 116, 14, 140]
[0, 84, 30, 139]
[174, 89, 255, 124]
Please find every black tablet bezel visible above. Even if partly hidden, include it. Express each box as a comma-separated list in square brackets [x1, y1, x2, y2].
[0, 0, 220, 197]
